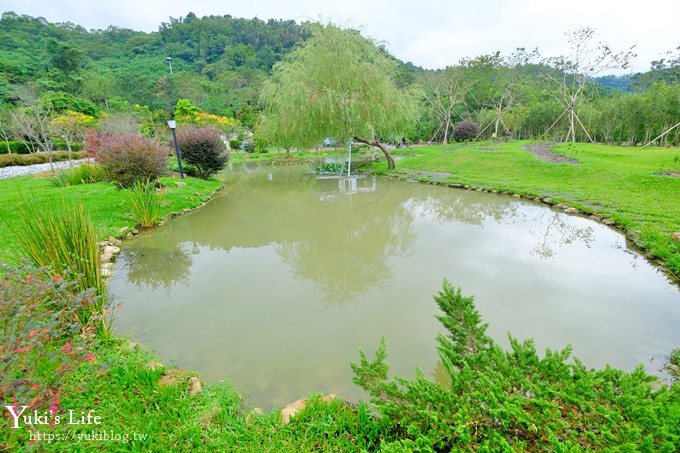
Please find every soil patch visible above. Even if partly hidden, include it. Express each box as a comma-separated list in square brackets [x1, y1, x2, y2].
[654, 172, 680, 178]
[521, 142, 579, 164]
[403, 170, 452, 181]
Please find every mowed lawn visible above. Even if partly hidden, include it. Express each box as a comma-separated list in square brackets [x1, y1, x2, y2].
[0, 173, 223, 264]
[378, 140, 680, 277]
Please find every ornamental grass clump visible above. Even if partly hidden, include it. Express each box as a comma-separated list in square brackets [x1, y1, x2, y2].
[49, 162, 105, 188]
[89, 133, 168, 188]
[176, 127, 228, 179]
[11, 198, 106, 331]
[127, 178, 162, 228]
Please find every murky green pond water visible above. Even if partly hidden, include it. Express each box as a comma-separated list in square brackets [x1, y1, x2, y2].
[110, 163, 680, 408]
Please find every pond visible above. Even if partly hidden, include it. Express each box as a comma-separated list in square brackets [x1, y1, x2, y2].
[109, 163, 680, 408]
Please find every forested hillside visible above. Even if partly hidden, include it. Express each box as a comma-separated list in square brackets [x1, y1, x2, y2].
[0, 11, 678, 149]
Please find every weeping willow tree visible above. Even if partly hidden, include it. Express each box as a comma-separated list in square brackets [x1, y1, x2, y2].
[259, 23, 420, 169]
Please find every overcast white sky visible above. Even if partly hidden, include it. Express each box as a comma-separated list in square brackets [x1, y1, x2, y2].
[1, 0, 678, 74]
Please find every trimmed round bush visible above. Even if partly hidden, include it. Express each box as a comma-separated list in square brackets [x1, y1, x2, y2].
[89, 133, 168, 188]
[176, 127, 228, 179]
[452, 120, 480, 142]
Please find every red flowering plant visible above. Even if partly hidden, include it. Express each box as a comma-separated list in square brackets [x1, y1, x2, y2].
[0, 263, 100, 418]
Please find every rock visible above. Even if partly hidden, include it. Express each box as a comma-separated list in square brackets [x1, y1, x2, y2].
[320, 394, 337, 404]
[589, 215, 600, 221]
[564, 208, 579, 214]
[603, 218, 616, 226]
[554, 203, 570, 209]
[533, 197, 542, 202]
[147, 360, 164, 371]
[188, 376, 202, 395]
[131, 229, 139, 235]
[245, 408, 264, 428]
[175, 181, 187, 187]
[98, 241, 110, 248]
[491, 190, 498, 194]
[100, 253, 113, 263]
[117, 227, 128, 234]
[107, 237, 122, 246]
[512, 194, 521, 198]
[672, 232, 680, 243]
[542, 198, 553, 204]
[126, 232, 134, 239]
[449, 183, 462, 188]
[158, 221, 165, 226]
[101, 262, 115, 271]
[101, 268, 112, 277]
[103, 245, 120, 256]
[280, 399, 307, 424]
[182, 208, 191, 213]
[158, 369, 181, 387]
[501, 191, 510, 195]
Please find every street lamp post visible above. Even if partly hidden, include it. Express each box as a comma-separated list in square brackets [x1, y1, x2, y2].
[167, 119, 184, 179]
[165, 56, 173, 74]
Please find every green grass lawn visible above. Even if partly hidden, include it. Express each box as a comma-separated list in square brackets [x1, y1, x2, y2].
[376, 140, 680, 278]
[0, 173, 223, 264]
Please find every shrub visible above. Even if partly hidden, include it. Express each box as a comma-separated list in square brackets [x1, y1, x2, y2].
[452, 120, 480, 142]
[229, 139, 242, 150]
[89, 133, 168, 188]
[352, 281, 680, 451]
[176, 127, 228, 179]
[0, 263, 99, 416]
[0, 141, 33, 154]
[127, 179, 162, 228]
[0, 151, 84, 168]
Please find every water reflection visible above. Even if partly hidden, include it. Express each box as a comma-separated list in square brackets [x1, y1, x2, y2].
[275, 177, 416, 305]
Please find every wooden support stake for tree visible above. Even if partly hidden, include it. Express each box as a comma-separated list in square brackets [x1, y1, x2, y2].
[643, 121, 680, 148]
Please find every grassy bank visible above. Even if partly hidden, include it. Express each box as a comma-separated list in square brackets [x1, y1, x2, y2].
[373, 140, 680, 279]
[0, 173, 222, 264]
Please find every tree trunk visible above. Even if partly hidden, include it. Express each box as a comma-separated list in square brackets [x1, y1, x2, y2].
[353, 135, 395, 169]
[443, 115, 450, 145]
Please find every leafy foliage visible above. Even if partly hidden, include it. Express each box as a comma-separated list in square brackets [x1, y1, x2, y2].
[176, 127, 228, 179]
[260, 23, 420, 168]
[90, 133, 168, 187]
[0, 263, 100, 417]
[352, 281, 680, 451]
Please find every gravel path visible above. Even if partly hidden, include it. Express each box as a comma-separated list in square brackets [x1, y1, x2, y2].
[0, 159, 91, 180]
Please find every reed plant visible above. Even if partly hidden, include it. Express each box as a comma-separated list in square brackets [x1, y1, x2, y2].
[11, 198, 107, 332]
[128, 179, 162, 228]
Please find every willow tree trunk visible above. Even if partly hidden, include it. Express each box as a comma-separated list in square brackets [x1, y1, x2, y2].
[353, 135, 395, 169]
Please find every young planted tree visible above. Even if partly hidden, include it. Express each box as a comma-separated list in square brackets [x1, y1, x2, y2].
[422, 65, 472, 144]
[544, 27, 635, 143]
[260, 23, 420, 169]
